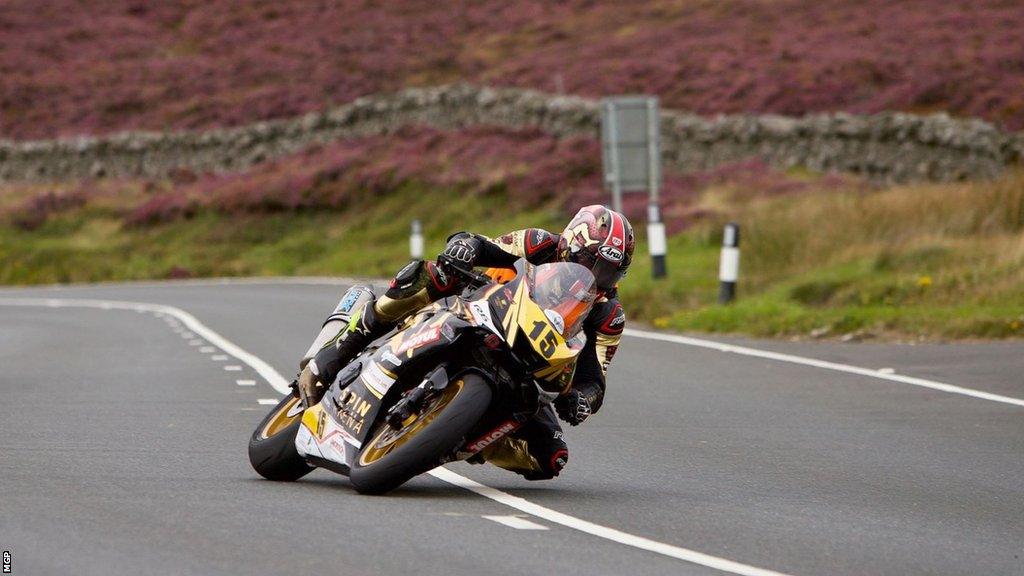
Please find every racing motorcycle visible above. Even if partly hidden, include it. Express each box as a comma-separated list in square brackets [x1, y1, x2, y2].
[248, 258, 597, 494]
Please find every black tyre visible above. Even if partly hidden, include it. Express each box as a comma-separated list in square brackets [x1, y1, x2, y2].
[248, 394, 314, 481]
[349, 374, 492, 494]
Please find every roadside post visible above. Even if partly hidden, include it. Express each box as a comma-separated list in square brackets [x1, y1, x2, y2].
[410, 219, 424, 260]
[601, 96, 665, 278]
[718, 223, 740, 304]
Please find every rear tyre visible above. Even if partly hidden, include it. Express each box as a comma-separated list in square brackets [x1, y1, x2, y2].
[248, 395, 314, 481]
[349, 374, 492, 494]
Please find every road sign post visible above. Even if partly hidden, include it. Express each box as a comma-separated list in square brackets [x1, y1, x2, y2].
[601, 96, 665, 278]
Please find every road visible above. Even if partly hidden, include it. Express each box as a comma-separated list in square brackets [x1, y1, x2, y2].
[1, 279, 1022, 576]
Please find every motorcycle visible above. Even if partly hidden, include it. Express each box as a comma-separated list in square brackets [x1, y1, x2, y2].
[248, 258, 597, 494]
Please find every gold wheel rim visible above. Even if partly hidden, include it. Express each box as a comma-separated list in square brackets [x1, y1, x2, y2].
[358, 380, 464, 466]
[260, 396, 302, 439]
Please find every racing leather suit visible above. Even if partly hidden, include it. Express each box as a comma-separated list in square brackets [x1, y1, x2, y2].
[323, 228, 625, 479]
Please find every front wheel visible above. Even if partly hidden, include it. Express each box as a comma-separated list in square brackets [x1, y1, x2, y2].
[248, 394, 314, 481]
[349, 373, 492, 494]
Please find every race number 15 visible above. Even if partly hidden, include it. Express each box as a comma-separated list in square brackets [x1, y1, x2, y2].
[2, 550, 10, 573]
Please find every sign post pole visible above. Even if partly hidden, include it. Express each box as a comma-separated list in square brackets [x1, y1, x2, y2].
[601, 96, 665, 278]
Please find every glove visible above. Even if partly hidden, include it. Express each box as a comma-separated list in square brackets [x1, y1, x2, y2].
[554, 389, 592, 426]
[440, 236, 480, 268]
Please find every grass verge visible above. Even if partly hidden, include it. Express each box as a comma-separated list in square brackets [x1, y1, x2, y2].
[2, 172, 1022, 341]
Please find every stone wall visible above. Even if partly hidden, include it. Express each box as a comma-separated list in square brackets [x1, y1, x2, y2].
[1, 84, 1021, 184]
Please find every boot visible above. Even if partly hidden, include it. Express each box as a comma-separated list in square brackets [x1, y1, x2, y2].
[300, 302, 391, 405]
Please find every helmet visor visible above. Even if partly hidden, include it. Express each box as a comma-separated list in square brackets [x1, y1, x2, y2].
[570, 246, 625, 290]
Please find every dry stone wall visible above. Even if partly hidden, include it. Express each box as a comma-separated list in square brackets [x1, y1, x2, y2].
[1, 84, 1020, 184]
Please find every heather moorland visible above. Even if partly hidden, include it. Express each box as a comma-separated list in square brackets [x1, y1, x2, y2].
[2, 0, 1023, 139]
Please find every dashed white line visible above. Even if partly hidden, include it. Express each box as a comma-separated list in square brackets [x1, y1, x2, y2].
[236, 379, 256, 386]
[0, 296, 794, 576]
[211, 354, 228, 361]
[482, 515, 549, 530]
[224, 365, 243, 372]
[189, 339, 204, 346]
[199, 346, 216, 353]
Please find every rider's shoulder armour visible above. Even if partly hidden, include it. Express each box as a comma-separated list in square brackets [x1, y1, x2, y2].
[586, 297, 626, 336]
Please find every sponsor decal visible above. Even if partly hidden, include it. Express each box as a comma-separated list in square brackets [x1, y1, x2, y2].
[335, 389, 374, 435]
[433, 264, 448, 286]
[361, 361, 397, 397]
[609, 308, 625, 328]
[380, 350, 403, 367]
[395, 326, 442, 356]
[611, 236, 622, 247]
[466, 420, 518, 452]
[598, 245, 623, 262]
[544, 309, 565, 334]
[470, 300, 499, 335]
[336, 288, 363, 314]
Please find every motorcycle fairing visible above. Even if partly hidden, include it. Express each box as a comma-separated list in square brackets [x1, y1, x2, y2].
[294, 309, 470, 471]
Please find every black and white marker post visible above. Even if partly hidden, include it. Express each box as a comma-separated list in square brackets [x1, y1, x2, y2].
[648, 203, 668, 278]
[718, 223, 740, 304]
[409, 219, 424, 260]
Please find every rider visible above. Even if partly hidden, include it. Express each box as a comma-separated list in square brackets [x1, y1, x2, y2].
[298, 205, 634, 480]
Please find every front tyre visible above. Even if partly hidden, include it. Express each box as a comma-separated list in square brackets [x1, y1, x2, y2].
[248, 394, 314, 481]
[350, 373, 492, 494]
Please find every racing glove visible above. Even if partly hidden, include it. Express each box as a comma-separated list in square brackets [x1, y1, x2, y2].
[440, 235, 481, 269]
[554, 389, 592, 426]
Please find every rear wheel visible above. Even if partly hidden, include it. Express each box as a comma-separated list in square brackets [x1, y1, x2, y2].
[349, 374, 492, 494]
[248, 395, 314, 481]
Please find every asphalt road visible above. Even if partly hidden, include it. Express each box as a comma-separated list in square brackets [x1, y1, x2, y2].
[1, 279, 1022, 576]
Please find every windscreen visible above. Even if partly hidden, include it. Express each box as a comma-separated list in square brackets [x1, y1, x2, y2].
[527, 262, 597, 338]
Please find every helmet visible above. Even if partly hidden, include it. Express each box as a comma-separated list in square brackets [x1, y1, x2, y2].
[558, 205, 635, 291]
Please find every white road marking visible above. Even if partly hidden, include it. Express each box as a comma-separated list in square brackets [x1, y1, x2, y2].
[199, 346, 216, 353]
[878, 367, 895, 374]
[431, 468, 787, 576]
[189, 339, 203, 346]
[0, 296, 794, 576]
[180, 332, 195, 339]
[211, 354, 229, 361]
[482, 515, 549, 530]
[0, 298, 291, 393]
[257, 399, 279, 405]
[623, 328, 1024, 409]
[224, 365, 243, 371]
[236, 379, 256, 386]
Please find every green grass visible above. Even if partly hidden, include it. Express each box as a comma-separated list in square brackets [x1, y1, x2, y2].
[2, 176, 1023, 341]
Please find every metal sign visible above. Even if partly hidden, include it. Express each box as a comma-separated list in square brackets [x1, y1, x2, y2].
[601, 97, 661, 213]
[601, 96, 667, 278]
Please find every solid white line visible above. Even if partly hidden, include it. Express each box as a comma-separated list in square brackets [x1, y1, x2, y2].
[0, 298, 290, 394]
[482, 515, 549, 530]
[236, 379, 257, 386]
[257, 399, 278, 405]
[8, 277, 1016, 407]
[623, 328, 1024, 409]
[430, 468, 788, 576]
[0, 296, 793, 576]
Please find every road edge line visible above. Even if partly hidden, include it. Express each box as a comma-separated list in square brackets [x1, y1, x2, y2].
[623, 328, 1024, 408]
